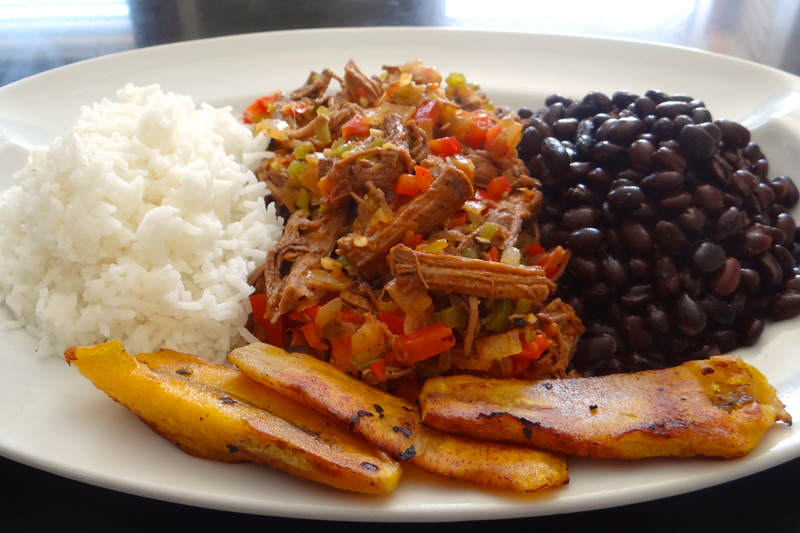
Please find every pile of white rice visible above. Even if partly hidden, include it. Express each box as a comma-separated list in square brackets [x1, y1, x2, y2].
[0, 84, 282, 360]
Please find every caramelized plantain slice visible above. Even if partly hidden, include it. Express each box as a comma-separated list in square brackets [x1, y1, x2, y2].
[419, 356, 792, 459]
[229, 343, 568, 492]
[66, 341, 400, 494]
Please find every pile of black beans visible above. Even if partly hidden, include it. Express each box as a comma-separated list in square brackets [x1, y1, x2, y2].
[516, 90, 800, 375]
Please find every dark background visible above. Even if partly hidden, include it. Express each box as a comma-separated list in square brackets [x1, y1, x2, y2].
[3, 1, 800, 530]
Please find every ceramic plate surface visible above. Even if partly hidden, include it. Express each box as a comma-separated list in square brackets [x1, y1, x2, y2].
[0, 28, 799, 522]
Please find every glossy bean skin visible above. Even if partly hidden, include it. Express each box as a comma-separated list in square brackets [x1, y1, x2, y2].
[527, 88, 800, 375]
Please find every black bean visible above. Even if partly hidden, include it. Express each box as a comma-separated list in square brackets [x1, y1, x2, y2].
[632, 200, 659, 223]
[691, 107, 712, 123]
[633, 96, 656, 118]
[771, 291, 800, 320]
[560, 207, 598, 230]
[653, 220, 686, 253]
[568, 227, 605, 253]
[568, 256, 600, 280]
[606, 185, 644, 211]
[731, 169, 758, 196]
[607, 116, 645, 145]
[739, 315, 764, 346]
[709, 154, 732, 185]
[653, 146, 688, 172]
[618, 169, 645, 183]
[593, 113, 612, 128]
[678, 124, 715, 159]
[714, 207, 741, 239]
[772, 245, 795, 280]
[711, 257, 741, 296]
[620, 285, 654, 309]
[787, 276, 800, 292]
[629, 257, 651, 280]
[753, 159, 769, 180]
[673, 115, 694, 130]
[673, 293, 707, 336]
[715, 119, 750, 147]
[692, 241, 726, 273]
[622, 315, 653, 350]
[584, 91, 613, 113]
[518, 127, 543, 161]
[651, 117, 675, 141]
[628, 139, 655, 171]
[545, 94, 573, 107]
[775, 213, 797, 247]
[644, 89, 669, 104]
[739, 268, 761, 295]
[654, 255, 680, 295]
[710, 330, 737, 353]
[583, 282, 613, 305]
[655, 101, 690, 118]
[757, 252, 783, 289]
[640, 171, 684, 195]
[517, 107, 533, 119]
[553, 118, 579, 141]
[694, 184, 724, 214]
[740, 229, 772, 256]
[592, 141, 627, 164]
[543, 102, 566, 125]
[699, 122, 722, 147]
[621, 221, 652, 252]
[680, 267, 704, 297]
[601, 255, 628, 286]
[611, 91, 638, 109]
[678, 206, 707, 234]
[754, 182, 776, 209]
[563, 183, 602, 206]
[574, 334, 617, 366]
[584, 167, 611, 189]
[700, 295, 736, 327]
[645, 303, 671, 334]
[659, 191, 693, 210]
[541, 137, 570, 172]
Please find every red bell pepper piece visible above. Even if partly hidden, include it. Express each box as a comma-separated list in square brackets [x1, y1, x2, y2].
[485, 175, 511, 200]
[460, 111, 493, 149]
[341, 114, 370, 140]
[300, 322, 329, 351]
[446, 211, 467, 229]
[413, 99, 443, 124]
[428, 136, 461, 157]
[488, 247, 499, 262]
[330, 334, 354, 370]
[339, 309, 364, 325]
[379, 311, 405, 335]
[395, 173, 420, 196]
[517, 332, 552, 360]
[414, 165, 434, 191]
[399, 323, 456, 364]
[369, 358, 387, 382]
[524, 242, 545, 257]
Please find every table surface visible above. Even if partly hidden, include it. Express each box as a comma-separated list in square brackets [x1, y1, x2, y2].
[3, 1, 800, 531]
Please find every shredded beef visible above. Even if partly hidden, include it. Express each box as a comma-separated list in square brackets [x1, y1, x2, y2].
[389, 244, 555, 303]
[338, 167, 473, 279]
[523, 299, 585, 379]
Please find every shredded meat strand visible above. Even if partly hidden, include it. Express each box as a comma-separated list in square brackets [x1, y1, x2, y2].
[262, 208, 350, 321]
[338, 167, 474, 279]
[390, 244, 555, 303]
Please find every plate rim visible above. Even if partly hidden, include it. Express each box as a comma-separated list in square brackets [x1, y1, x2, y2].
[0, 26, 798, 522]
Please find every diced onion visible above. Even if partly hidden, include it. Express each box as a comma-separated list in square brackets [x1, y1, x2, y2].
[500, 246, 521, 265]
[315, 297, 343, 327]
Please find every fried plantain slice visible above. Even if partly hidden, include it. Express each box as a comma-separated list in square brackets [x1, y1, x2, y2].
[66, 341, 400, 494]
[229, 343, 568, 492]
[419, 355, 792, 459]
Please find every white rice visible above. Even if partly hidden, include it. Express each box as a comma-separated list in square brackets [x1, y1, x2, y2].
[0, 84, 282, 360]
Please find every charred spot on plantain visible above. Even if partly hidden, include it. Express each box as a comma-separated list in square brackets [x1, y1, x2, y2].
[399, 445, 416, 461]
[401, 406, 414, 412]
[657, 387, 665, 392]
[226, 444, 238, 453]
[701, 366, 715, 375]
[589, 404, 598, 411]
[360, 461, 379, 472]
[392, 425, 412, 438]
[522, 427, 532, 439]
[357, 410, 374, 418]
[519, 416, 540, 428]
[219, 396, 236, 405]
[349, 415, 361, 429]
[543, 382, 553, 390]
[374, 404, 384, 418]
[176, 368, 192, 376]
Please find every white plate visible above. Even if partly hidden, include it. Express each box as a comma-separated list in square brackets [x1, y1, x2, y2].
[1, 28, 799, 522]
